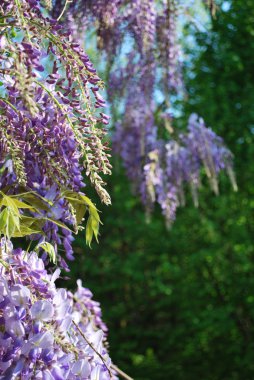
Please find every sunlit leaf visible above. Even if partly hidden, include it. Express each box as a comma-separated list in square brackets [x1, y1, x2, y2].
[76, 203, 86, 225]
[16, 192, 50, 212]
[62, 191, 102, 245]
[11, 226, 41, 237]
[0, 258, 9, 269]
[0, 207, 20, 239]
[86, 216, 94, 247]
[45, 217, 72, 232]
[0, 193, 35, 214]
[35, 242, 56, 264]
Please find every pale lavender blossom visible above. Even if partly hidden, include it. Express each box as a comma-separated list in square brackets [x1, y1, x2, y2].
[0, 240, 117, 380]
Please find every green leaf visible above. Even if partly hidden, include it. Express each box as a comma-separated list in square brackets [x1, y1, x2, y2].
[76, 203, 86, 225]
[81, 196, 101, 246]
[80, 194, 99, 212]
[86, 215, 94, 247]
[14, 188, 54, 206]
[20, 216, 46, 237]
[0, 258, 9, 269]
[0, 207, 20, 239]
[17, 192, 50, 212]
[63, 196, 87, 228]
[62, 191, 101, 245]
[35, 242, 56, 264]
[0, 194, 20, 215]
[20, 215, 40, 228]
[11, 225, 41, 238]
[45, 217, 72, 232]
[10, 198, 36, 211]
[0, 193, 35, 214]
[0, 207, 8, 231]
[64, 196, 85, 205]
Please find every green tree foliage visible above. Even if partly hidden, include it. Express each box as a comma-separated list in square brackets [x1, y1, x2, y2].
[69, 1, 254, 379]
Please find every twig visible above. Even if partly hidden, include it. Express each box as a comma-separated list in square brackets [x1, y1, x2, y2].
[57, 0, 72, 21]
[0, 97, 19, 113]
[72, 320, 113, 378]
[111, 364, 134, 380]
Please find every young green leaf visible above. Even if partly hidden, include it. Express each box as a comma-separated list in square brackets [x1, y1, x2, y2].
[0, 258, 9, 269]
[45, 217, 72, 232]
[17, 192, 50, 212]
[86, 216, 94, 247]
[0, 193, 35, 214]
[35, 242, 57, 264]
[62, 191, 102, 245]
[0, 207, 20, 239]
[11, 225, 41, 238]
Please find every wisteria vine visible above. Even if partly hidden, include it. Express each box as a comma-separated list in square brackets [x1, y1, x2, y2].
[0, 0, 112, 264]
[0, 1, 122, 378]
[0, 0, 234, 379]
[51, 0, 236, 225]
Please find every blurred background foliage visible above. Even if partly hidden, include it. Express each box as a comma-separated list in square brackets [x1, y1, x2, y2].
[68, 0, 254, 378]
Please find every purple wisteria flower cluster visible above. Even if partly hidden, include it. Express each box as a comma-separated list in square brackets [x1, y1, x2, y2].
[156, 0, 183, 91]
[52, 0, 183, 106]
[0, 239, 117, 380]
[0, 2, 121, 378]
[119, 113, 237, 225]
[50, 0, 233, 225]
[0, 0, 111, 200]
[0, 0, 112, 262]
[0, 0, 233, 378]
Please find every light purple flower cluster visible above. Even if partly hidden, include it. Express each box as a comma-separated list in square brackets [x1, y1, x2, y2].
[52, 0, 183, 95]
[113, 75, 156, 189]
[0, 239, 117, 380]
[156, 0, 183, 91]
[114, 110, 236, 225]
[49, 1, 232, 227]
[0, 0, 111, 200]
[0, 2, 119, 378]
[0, 0, 112, 262]
[49, 1, 194, 216]
[125, 0, 156, 53]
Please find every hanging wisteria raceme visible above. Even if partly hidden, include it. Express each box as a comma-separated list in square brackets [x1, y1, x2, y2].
[141, 114, 237, 225]
[156, 0, 183, 91]
[0, 0, 112, 263]
[0, 1, 235, 378]
[113, 56, 156, 187]
[50, 0, 235, 225]
[0, 2, 127, 377]
[0, 239, 118, 380]
[0, 0, 112, 199]
[116, 112, 237, 225]
[51, 0, 181, 112]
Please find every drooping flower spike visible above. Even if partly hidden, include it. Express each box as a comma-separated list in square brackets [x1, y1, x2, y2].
[0, 0, 111, 202]
[50, 0, 234, 225]
[0, 0, 111, 262]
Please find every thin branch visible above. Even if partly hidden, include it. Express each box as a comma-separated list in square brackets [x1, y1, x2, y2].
[57, 0, 72, 21]
[0, 97, 19, 113]
[111, 364, 134, 380]
[72, 320, 113, 378]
